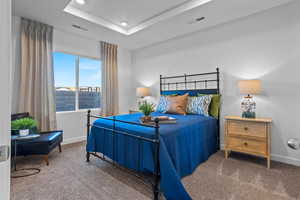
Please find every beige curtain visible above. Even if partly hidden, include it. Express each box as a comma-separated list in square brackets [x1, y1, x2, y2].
[18, 18, 56, 131]
[100, 41, 119, 116]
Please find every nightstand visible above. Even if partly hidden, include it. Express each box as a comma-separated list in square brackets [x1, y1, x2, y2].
[224, 116, 272, 168]
[129, 109, 139, 114]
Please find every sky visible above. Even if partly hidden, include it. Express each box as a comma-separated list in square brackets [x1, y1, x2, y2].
[53, 52, 101, 87]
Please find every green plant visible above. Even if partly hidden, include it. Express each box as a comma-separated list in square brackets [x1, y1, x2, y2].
[11, 118, 38, 130]
[139, 101, 155, 116]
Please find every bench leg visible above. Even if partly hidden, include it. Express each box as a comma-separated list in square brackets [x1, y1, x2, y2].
[58, 143, 62, 153]
[44, 155, 49, 166]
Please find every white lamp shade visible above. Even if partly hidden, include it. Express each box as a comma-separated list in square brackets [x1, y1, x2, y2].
[136, 87, 151, 97]
[238, 80, 262, 95]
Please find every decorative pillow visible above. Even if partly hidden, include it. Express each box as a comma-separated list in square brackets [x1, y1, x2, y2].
[198, 94, 221, 118]
[187, 95, 212, 116]
[166, 93, 189, 115]
[156, 96, 170, 113]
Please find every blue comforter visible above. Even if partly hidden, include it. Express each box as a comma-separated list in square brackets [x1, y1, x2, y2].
[86, 112, 217, 200]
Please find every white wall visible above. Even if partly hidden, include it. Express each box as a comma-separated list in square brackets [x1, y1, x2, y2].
[11, 17, 134, 145]
[132, 1, 300, 166]
[0, 0, 11, 199]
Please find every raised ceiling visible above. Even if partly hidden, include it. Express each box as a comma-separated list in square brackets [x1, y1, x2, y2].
[64, 0, 212, 35]
[13, 0, 295, 49]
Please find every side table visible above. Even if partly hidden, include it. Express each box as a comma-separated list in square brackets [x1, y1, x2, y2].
[11, 134, 41, 178]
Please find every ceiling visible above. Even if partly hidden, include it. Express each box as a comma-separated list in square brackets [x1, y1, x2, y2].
[13, 0, 294, 50]
[65, 0, 213, 35]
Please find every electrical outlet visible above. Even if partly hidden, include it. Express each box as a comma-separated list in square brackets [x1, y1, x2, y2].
[0, 145, 9, 162]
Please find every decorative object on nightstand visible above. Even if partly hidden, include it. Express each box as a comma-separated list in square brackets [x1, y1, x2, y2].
[238, 80, 262, 118]
[136, 87, 151, 107]
[224, 116, 272, 168]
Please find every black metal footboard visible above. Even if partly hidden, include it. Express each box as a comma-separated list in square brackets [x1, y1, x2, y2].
[86, 110, 161, 200]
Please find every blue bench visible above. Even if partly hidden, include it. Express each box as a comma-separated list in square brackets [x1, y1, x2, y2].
[11, 113, 63, 165]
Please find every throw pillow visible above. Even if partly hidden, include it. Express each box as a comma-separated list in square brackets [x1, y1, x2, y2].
[187, 95, 212, 116]
[156, 96, 170, 113]
[166, 93, 189, 115]
[198, 94, 221, 118]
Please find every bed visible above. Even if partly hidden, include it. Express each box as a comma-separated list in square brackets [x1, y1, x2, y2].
[86, 68, 220, 200]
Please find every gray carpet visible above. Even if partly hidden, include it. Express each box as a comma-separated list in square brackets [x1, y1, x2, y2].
[11, 142, 300, 200]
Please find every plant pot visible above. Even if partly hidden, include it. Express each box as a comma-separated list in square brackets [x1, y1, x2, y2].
[143, 116, 152, 121]
[19, 129, 29, 136]
[141, 116, 152, 123]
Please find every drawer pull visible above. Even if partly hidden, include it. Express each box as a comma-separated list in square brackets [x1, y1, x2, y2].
[244, 127, 248, 131]
[244, 142, 248, 146]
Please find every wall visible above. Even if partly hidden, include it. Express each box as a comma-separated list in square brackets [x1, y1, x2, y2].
[132, 1, 300, 166]
[53, 29, 134, 144]
[11, 17, 134, 145]
[0, 0, 11, 199]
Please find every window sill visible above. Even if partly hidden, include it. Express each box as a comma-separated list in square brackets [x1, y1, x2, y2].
[56, 108, 100, 115]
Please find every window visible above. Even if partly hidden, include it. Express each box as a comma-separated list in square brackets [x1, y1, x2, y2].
[53, 52, 101, 112]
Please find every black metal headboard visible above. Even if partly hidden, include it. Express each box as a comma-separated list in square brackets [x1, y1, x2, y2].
[159, 68, 220, 149]
[160, 68, 220, 95]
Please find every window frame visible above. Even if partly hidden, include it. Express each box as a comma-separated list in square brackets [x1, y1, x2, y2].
[53, 51, 101, 113]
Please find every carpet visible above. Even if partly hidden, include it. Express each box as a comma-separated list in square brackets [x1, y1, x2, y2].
[11, 142, 300, 200]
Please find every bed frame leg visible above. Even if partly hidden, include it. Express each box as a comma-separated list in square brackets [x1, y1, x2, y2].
[153, 118, 160, 200]
[153, 187, 159, 200]
[86, 152, 90, 162]
[86, 110, 91, 163]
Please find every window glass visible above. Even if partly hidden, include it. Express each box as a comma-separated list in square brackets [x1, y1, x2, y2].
[79, 57, 101, 109]
[53, 52, 76, 112]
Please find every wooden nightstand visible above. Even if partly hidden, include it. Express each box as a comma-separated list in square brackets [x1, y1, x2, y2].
[129, 109, 139, 114]
[224, 116, 272, 168]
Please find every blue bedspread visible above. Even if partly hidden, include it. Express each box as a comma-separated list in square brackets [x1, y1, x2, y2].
[86, 112, 217, 200]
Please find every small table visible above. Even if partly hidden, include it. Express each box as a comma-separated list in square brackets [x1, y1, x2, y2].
[11, 134, 41, 178]
[129, 109, 139, 114]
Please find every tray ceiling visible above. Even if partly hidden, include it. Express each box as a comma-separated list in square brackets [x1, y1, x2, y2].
[64, 0, 213, 35]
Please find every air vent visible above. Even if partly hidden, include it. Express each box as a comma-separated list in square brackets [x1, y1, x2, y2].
[188, 17, 205, 24]
[72, 24, 88, 31]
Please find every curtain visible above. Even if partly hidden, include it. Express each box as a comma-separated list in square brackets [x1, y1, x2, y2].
[100, 41, 119, 116]
[18, 18, 57, 131]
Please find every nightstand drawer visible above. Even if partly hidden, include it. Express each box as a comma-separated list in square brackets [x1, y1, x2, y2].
[228, 120, 266, 139]
[227, 136, 267, 155]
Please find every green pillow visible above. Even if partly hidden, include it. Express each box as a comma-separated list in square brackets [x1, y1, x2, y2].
[198, 94, 221, 118]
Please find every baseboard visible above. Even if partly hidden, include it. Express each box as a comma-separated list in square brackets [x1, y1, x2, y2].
[271, 154, 300, 167]
[62, 136, 86, 145]
[220, 143, 300, 167]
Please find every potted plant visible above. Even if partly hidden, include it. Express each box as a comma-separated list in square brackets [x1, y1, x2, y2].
[11, 118, 38, 136]
[139, 101, 155, 121]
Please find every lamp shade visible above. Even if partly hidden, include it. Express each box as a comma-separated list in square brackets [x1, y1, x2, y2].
[238, 80, 262, 95]
[136, 87, 151, 97]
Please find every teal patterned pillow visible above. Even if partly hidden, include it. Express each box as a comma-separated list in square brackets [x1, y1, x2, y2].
[187, 95, 212, 116]
[156, 96, 170, 113]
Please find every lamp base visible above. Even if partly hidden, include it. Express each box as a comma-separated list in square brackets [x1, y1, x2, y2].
[242, 111, 256, 118]
[241, 95, 256, 119]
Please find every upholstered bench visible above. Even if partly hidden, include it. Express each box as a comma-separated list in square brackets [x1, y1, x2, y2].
[15, 130, 63, 165]
[11, 113, 63, 165]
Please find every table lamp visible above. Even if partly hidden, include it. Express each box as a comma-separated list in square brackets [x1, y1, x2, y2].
[238, 80, 262, 118]
[136, 87, 151, 106]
